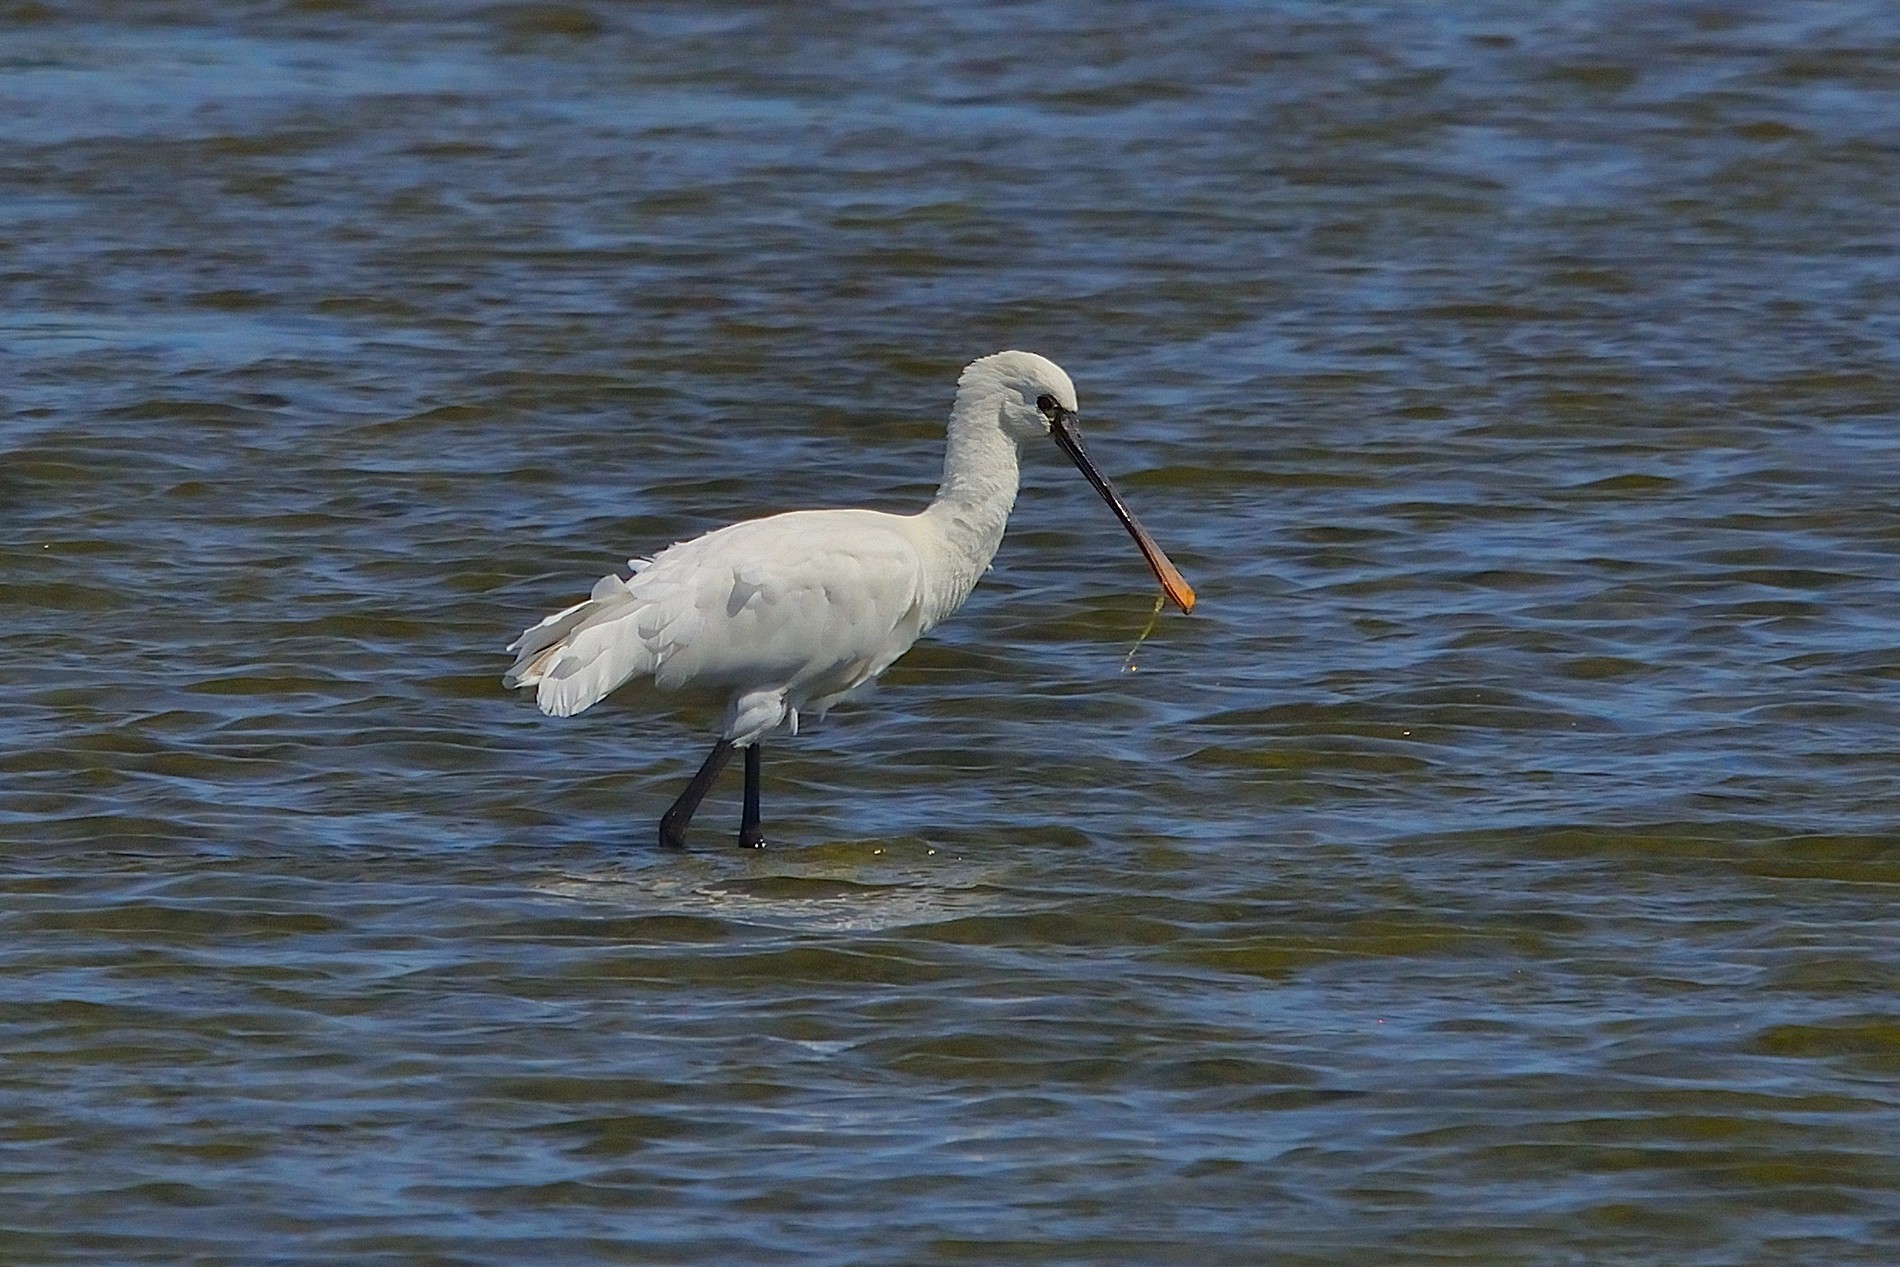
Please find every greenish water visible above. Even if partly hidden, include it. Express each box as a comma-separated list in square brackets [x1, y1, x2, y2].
[4, 2, 1899, 1263]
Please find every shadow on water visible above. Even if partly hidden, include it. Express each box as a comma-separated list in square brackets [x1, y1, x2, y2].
[532, 840, 1020, 935]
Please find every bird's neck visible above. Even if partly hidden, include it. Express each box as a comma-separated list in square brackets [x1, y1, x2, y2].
[916, 396, 1023, 624]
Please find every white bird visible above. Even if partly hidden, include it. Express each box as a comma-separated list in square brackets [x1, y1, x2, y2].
[504, 350, 1194, 848]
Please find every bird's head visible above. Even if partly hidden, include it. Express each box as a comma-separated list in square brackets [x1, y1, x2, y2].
[958, 350, 1195, 613]
[960, 350, 1080, 442]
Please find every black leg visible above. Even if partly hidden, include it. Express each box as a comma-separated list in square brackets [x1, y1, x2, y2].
[738, 742, 765, 849]
[658, 739, 734, 849]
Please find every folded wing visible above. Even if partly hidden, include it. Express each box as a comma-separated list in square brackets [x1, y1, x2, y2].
[504, 509, 928, 723]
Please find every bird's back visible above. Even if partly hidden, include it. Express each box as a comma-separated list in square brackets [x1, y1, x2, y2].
[506, 508, 933, 730]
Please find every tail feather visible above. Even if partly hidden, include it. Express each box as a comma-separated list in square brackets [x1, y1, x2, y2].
[503, 574, 655, 717]
[502, 599, 589, 686]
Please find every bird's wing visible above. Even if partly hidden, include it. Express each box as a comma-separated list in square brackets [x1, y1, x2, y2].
[505, 509, 928, 719]
[644, 509, 928, 696]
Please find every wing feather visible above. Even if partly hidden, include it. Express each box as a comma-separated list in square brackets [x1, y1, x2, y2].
[504, 509, 927, 720]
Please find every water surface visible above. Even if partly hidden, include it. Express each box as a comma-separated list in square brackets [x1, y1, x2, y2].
[4, 2, 1899, 1263]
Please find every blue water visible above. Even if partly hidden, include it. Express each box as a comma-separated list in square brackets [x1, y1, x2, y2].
[4, 2, 1900, 1263]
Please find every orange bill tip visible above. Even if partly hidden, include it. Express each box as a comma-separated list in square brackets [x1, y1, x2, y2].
[1164, 574, 1196, 614]
[1155, 561, 1196, 614]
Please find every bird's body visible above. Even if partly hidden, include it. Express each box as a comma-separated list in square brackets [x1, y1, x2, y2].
[507, 507, 944, 743]
[505, 351, 1192, 848]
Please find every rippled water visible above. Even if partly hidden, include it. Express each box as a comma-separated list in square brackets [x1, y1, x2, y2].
[6, 2, 1900, 1262]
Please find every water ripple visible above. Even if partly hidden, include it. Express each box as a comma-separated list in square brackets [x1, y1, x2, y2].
[5, 2, 1900, 1263]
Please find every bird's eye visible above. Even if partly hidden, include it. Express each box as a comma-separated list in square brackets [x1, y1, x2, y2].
[1036, 394, 1058, 415]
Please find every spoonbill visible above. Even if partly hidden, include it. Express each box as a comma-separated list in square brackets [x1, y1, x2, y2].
[504, 350, 1194, 848]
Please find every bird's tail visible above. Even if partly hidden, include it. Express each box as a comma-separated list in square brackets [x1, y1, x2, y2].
[504, 571, 654, 717]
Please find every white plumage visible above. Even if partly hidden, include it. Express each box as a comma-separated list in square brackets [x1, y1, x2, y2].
[505, 350, 1193, 848]
[505, 509, 930, 740]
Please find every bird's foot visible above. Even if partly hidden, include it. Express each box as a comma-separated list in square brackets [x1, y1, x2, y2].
[658, 818, 690, 850]
[738, 829, 766, 849]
